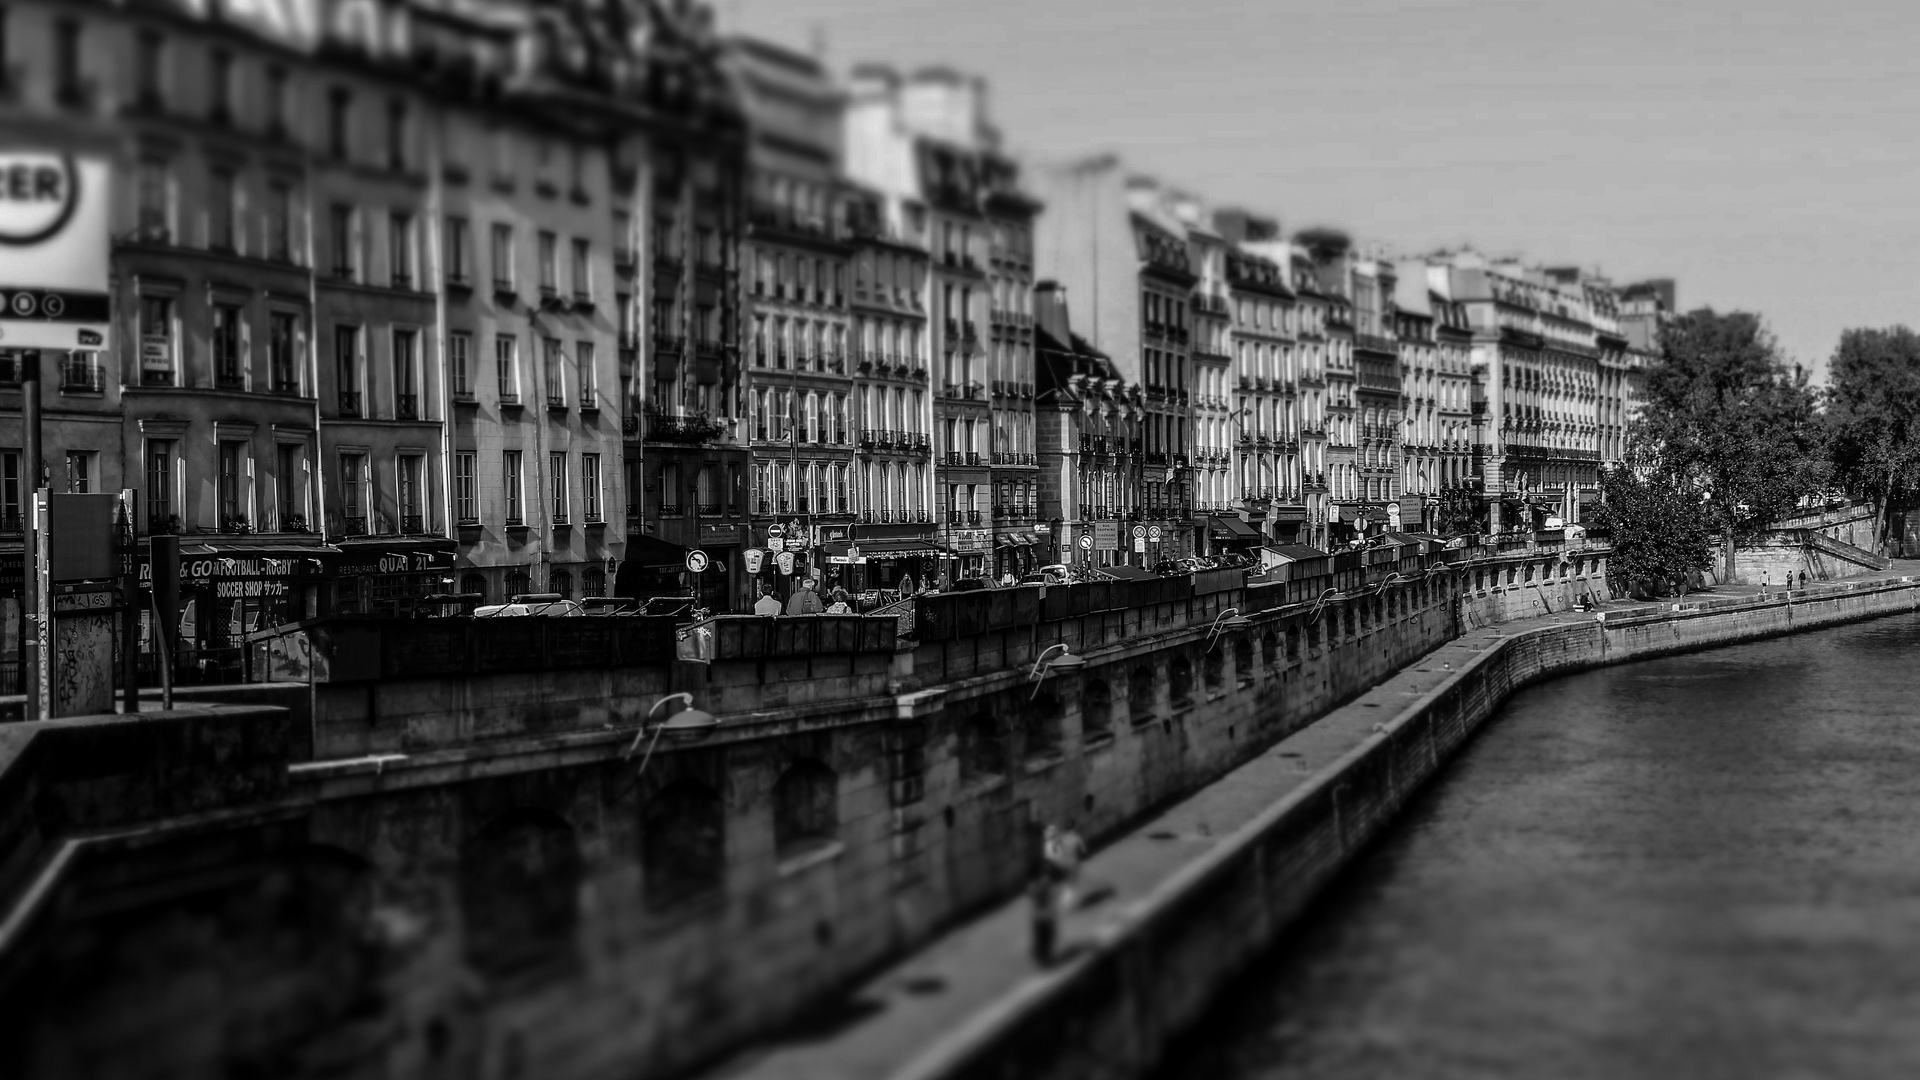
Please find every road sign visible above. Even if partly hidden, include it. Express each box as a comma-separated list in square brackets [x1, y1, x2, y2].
[743, 548, 764, 574]
[1148, 526, 1162, 542]
[1134, 538, 1148, 553]
[1131, 525, 1147, 540]
[0, 153, 112, 351]
[767, 536, 786, 553]
[776, 550, 795, 575]
[685, 549, 709, 574]
[1078, 534, 1093, 550]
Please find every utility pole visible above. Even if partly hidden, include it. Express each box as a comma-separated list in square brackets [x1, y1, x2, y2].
[22, 350, 42, 720]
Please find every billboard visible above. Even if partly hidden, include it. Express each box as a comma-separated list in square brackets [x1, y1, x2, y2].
[0, 152, 111, 351]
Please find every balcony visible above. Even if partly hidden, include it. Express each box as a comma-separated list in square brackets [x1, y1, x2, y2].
[342, 515, 369, 536]
[338, 391, 362, 417]
[400, 514, 424, 535]
[546, 391, 568, 412]
[657, 503, 682, 517]
[966, 509, 982, 525]
[579, 390, 599, 412]
[215, 369, 246, 390]
[61, 358, 106, 393]
[396, 393, 419, 419]
[645, 410, 728, 445]
[965, 452, 981, 466]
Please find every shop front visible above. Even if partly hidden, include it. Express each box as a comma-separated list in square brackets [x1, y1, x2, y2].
[145, 539, 338, 683]
[695, 522, 748, 612]
[942, 528, 993, 585]
[1207, 514, 1263, 556]
[332, 538, 457, 616]
[992, 527, 1051, 581]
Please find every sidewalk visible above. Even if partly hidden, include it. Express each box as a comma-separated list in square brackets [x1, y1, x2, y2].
[701, 569, 1919, 1080]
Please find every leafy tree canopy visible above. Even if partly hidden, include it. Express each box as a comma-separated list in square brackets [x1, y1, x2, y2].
[1824, 326, 1920, 552]
[1293, 226, 1351, 264]
[1590, 458, 1714, 597]
[1633, 308, 1824, 579]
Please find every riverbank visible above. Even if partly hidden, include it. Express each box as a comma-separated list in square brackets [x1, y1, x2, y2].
[704, 567, 1920, 1080]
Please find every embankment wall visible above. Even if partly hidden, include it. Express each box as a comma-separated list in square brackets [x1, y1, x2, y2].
[923, 577, 1920, 1080]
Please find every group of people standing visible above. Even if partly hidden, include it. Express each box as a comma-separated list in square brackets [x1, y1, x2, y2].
[751, 578, 857, 616]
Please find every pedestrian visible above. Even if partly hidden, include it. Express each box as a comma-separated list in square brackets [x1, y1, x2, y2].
[1047, 819, 1089, 914]
[825, 588, 853, 615]
[785, 577, 824, 615]
[753, 584, 783, 617]
[1799, 569, 1809, 590]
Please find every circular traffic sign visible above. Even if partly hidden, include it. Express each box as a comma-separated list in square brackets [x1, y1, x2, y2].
[1131, 524, 1147, 540]
[685, 549, 709, 573]
[41, 294, 62, 317]
[1148, 526, 1162, 541]
[11, 292, 34, 316]
[1078, 534, 1093, 550]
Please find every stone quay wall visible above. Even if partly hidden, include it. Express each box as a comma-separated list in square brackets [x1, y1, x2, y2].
[920, 576, 1920, 1080]
[0, 544, 1607, 1080]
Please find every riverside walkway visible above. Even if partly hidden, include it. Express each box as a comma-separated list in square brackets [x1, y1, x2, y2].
[704, 567, 1920, 1080]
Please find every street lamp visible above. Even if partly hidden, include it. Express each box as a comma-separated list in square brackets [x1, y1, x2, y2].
[1206, 607, 1254, 651]
[1028, 643, 1087, 699]
[1309, 587, 1343, 625]
[623, 692, 721, 778]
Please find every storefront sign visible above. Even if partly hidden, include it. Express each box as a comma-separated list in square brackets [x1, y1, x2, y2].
[743, 548, 764, 574]
[948, 529, 991, 553]
[335, 547, 452, 577]
[0, 152, 112, 350]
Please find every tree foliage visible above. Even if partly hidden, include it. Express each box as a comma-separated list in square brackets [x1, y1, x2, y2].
[1293, 226, 1352, 264]
[1433, 486, 1480, 536]
[1590, 460, 1715, 597]
[1633, 309, 1824, 581]
[1824, 326, 1920, 553]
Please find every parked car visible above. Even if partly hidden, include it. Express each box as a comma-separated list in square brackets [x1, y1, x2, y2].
[474, 593, 585, 617]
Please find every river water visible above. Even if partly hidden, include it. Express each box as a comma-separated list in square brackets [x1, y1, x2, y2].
[1160, 612, 1920, 1080]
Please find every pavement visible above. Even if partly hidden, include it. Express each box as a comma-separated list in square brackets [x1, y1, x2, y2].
[701, 568, 1920, 1080]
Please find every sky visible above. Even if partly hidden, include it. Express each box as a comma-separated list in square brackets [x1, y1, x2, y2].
[730, 0, 1920, 383]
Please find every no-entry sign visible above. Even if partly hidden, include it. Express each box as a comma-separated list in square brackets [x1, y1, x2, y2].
[0, 151, 111, 351]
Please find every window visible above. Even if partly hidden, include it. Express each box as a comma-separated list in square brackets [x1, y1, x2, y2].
[582, 454, 601, 522]
[143, 441, 174, 531]
[538, 231, 557, 293]
[135, 31, 162, 109]
[275, 444, 305, 531]
[389, 212, 413, 289]
[209, 49, 233, 125]
[549, 452, 569, 524]
[454, 452, 477, 524]
[576, 341, 595, 407]
[446, 216, 470, 283]
[208, 168, 237, 252]
[65, 451, 94, 494]
[386, 98, 407, 171]
[543, 337, 565, 407]
[334, 324, 361, 415]
[137, 156, 170, 243]
[330, 204, 356, 279]
[495, 334, 519, 403]
[503, 450, 524, 524]
[265, 182, 292, 262]
[139, 294, 176, 385]
[218, 441, 247, 527]
[265, 66, 288, 139]
[613, 210, 633, 265]
[339, 453, 366, 534]
[491, 223, 514, 290]
[392, 329, 418, 419]
[54, 19, 81, 105]
[571, 238, 590, 299]
[450, 332, 472, 399]
[328, 87, 351, 159]
[397, 455, 422, 533]
[213, 303, 244, 387]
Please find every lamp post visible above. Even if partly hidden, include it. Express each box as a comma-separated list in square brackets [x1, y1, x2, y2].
[1206, 606, 1254, 652]
[1028, 642, 1087, 700]
[623, 692, 721, 779]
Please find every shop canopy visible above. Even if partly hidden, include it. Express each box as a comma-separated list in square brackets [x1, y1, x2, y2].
[1208, 515, 1261, 540]
[1098, 564, 1160, 581]
[627, 533, 688, 569]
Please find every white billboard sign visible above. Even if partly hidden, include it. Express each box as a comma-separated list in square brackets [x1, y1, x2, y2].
[0, 153, 111, 351]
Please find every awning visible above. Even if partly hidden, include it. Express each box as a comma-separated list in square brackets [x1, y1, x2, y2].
[1264, 544, 1329, 562]
[1099, 565, 1159, 581]
[626, 533, 688, 568]
[856, 538, 940, 560]
[1208, 515, 1260, 540]
[996, 532, 1038, 549]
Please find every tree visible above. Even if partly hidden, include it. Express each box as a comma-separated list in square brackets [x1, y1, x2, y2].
[1433, 486, 1480, 536]
[1824, 326, 1920, 554]
[1293, 226, 1351, 264]
[1590, 460, 1715, 597]
[1633, 309, 1823, 582]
